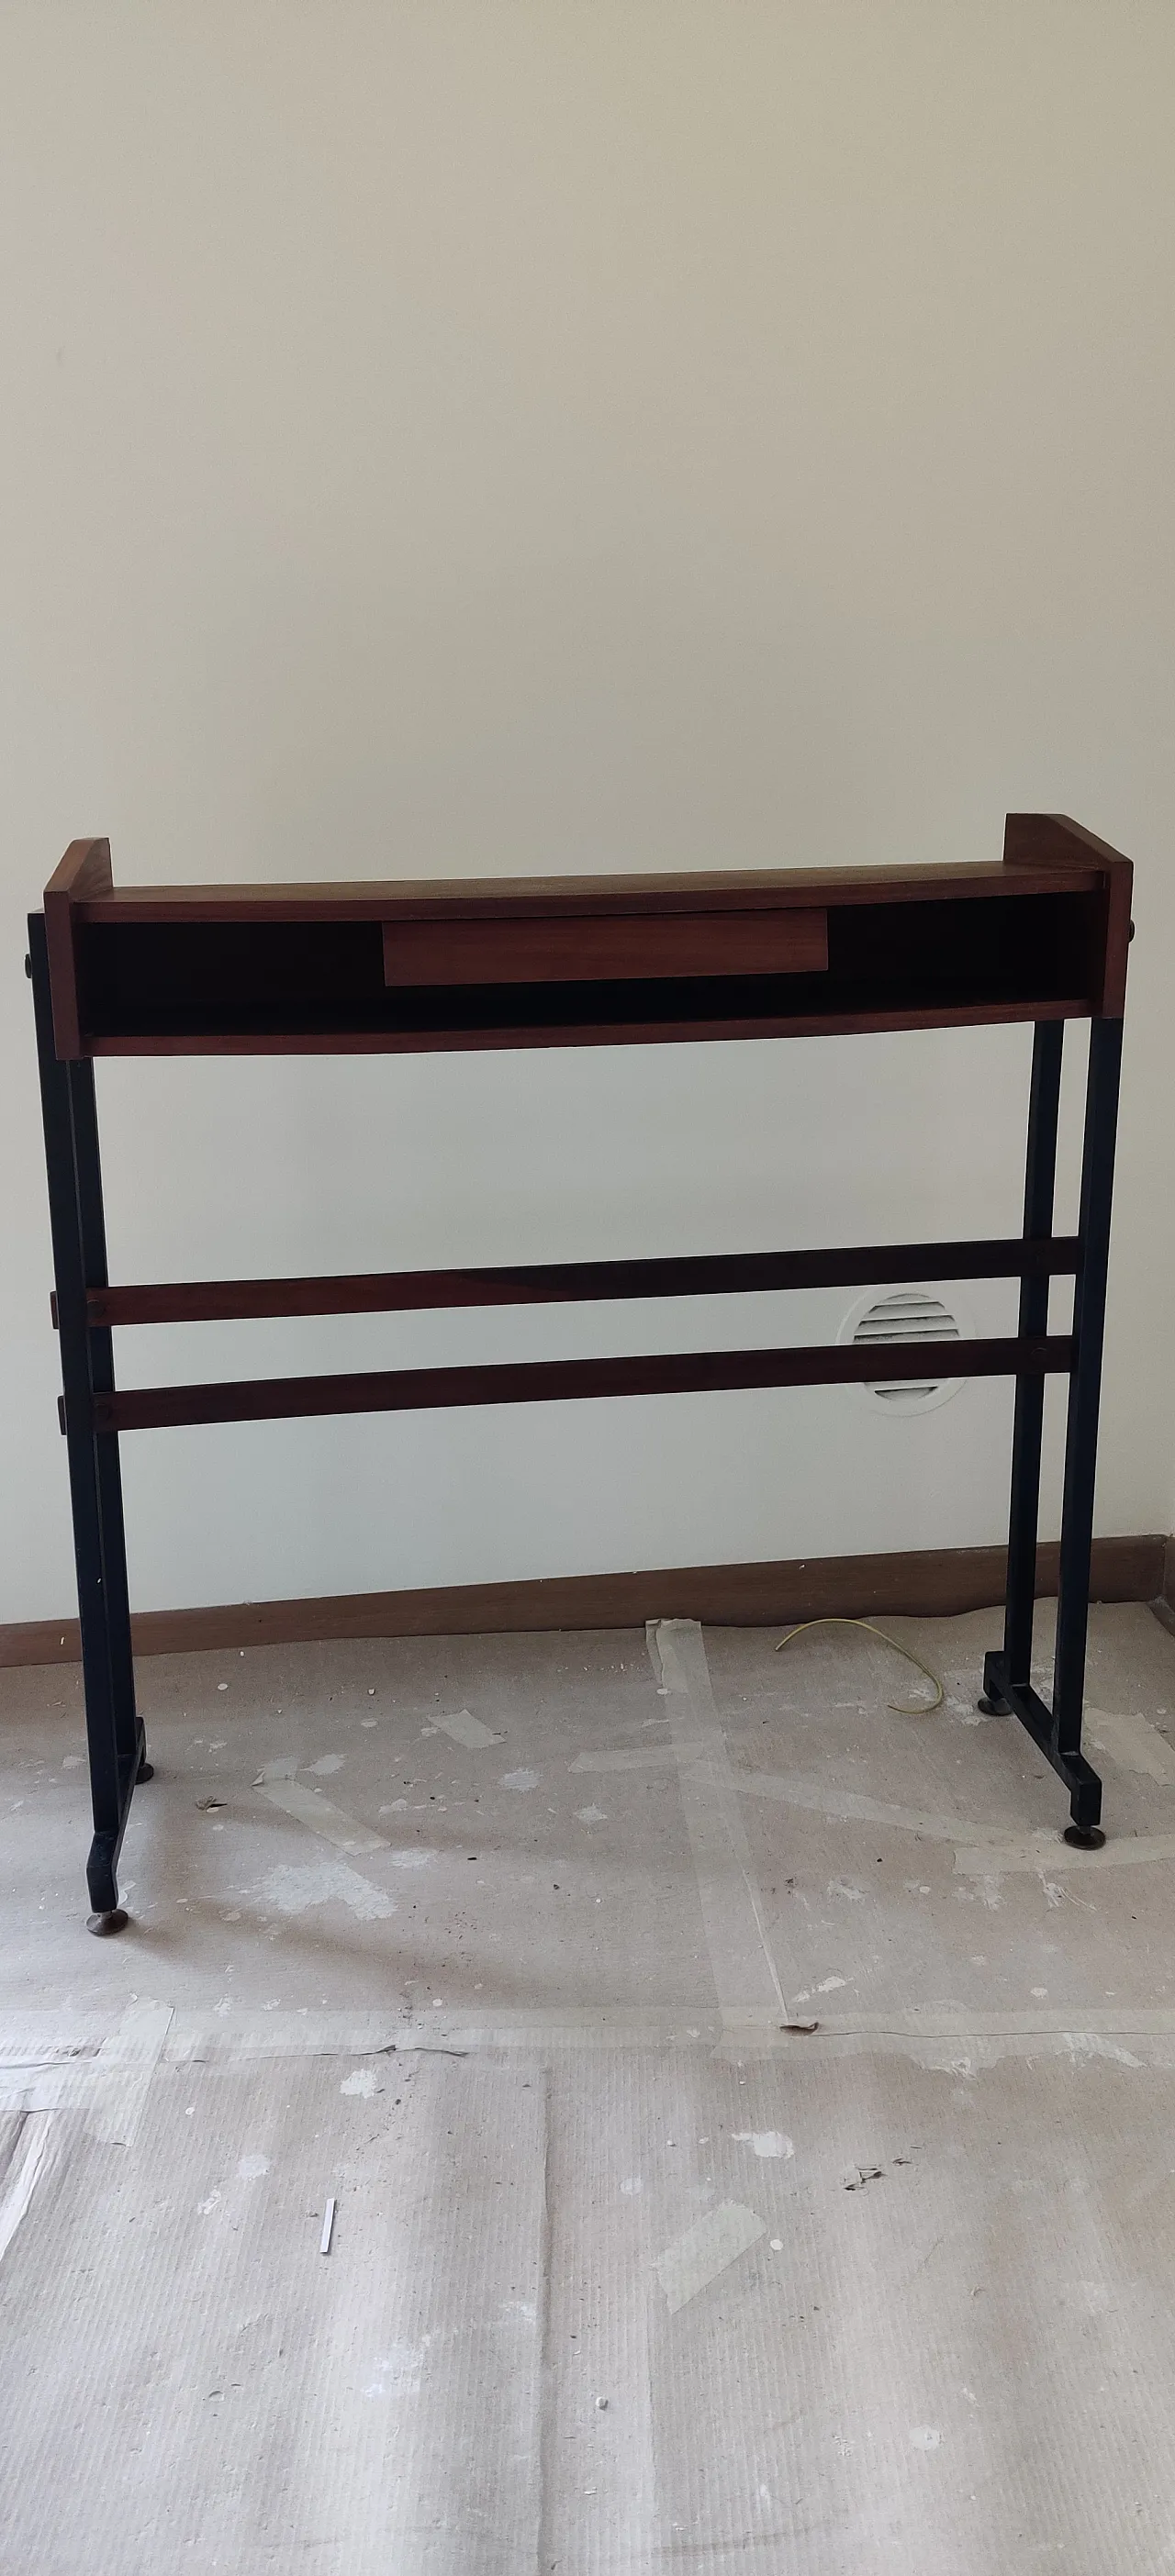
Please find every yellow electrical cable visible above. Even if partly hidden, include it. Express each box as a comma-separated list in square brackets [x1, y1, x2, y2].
[774, 1615, 944, 1714]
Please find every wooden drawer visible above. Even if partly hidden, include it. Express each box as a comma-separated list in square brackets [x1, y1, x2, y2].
[382, 908, 828, 987]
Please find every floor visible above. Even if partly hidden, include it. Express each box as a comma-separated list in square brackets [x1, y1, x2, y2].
[4, 1600, 1175, 2572]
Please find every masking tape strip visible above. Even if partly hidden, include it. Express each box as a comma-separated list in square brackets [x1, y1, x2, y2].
[1085, 1707, 1175, 1786]
[0, 2003, 173, 2144]
[0, 2112, 58, 2268]
[955, 1831, 1175, 1874]
[9, 2002, 1175, 2078]
[260, 1779, 388, 1855]
[655, 2201, 766, 2314]
[570, 1745, 703, 1771]
[732, 1767, 1020, 1846]
[647, 1619, 797, 2018]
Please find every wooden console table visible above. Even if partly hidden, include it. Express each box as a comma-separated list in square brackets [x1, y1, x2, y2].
[28, 813, 1131, 1929]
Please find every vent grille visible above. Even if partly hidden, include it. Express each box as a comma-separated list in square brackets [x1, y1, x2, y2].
[851, 1290, 962, 1405]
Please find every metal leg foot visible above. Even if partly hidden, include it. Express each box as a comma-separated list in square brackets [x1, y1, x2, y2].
[1063, 1822, 1107, 1851]
[87, 1908, 129, 1935]
[137, 1756, 154, 1782]
[979, 1653, 1011, 1718]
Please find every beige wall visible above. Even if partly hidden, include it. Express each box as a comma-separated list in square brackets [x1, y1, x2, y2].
[2, 3, 1173, 1622]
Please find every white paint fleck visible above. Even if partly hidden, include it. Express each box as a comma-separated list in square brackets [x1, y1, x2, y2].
[217, 1683, 229, 1691]
[237, 2153, 270, 2180]
[733, 2131, 794, 2160]
[576, 1804, 608, 1824]
[306, 1754, 344, 1776]
[910, 2427, 942, 2452]
[341, 2068, 381, 2098]
[197, 2191, 221, 2215]
[260, 1860, 397, 1921]
[1065, 2034, 1142, 2069]
[379, 1799, 408, 1812]
[389, 1848, 434, 1869]
[827, 1879, 864, 1901]
[364, 2338, 429, 2398]
[769, 2237, 783, 2251]
[501, 1768, 540, 1793]
[1068, 2278, 1112, 2314]
[62, 1756, 83, 1769]
[816, 1975, 847, 1994]
[1031, 1986, 1048, 1999]
[621, 2176, 643, 2196]
[214, 1998, 232, 2017]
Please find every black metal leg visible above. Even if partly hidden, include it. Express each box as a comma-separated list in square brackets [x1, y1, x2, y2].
[983, 1018, 1123, 1839]
[980, 1022, 1063, 1723]
[28, 918, 147, 1931]
[1052, 1018, 1125, 1837]
[1002, 1022, 1064, 1690]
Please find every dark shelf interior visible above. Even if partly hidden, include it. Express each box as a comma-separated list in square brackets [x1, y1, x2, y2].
[75, 890, 1102, 1045]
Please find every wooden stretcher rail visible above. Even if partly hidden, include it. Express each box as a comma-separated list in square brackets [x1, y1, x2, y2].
[82, 1333, 1074, 1435]
[71, 1235, 1082, 1329]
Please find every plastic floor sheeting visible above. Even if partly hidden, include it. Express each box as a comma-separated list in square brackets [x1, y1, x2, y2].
[3, 1600, 1175, 2571]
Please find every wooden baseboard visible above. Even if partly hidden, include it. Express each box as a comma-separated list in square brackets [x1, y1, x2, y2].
[0, 1533, 1166, 1670]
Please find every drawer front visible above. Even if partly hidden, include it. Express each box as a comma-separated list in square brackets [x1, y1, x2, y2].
[383, 908, 828, 987]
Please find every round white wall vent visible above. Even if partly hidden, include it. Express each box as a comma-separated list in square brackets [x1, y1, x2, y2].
[837, 1286, 968, 1415]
